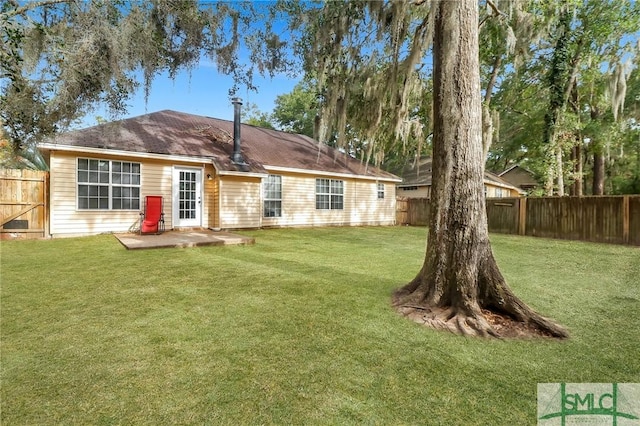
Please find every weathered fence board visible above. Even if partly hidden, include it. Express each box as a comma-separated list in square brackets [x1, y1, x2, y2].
[396, 198, 409, 226]
[397, 195, 640, 246]
[630, 196, 640, 246]
[526, 197, 626, 244]
[486, 199, 520, 235]
[408, 197, 430, 226]
[1, 169, 49, 239]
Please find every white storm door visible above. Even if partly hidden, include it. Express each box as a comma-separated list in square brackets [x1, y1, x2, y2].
[173, 167, 202, 227]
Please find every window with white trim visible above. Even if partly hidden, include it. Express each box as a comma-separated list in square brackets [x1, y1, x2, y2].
[263, 175, 282, 217]
[316, 178, 343, 210]
[377, 182, 385, 199]
[77, 158, 140, 210]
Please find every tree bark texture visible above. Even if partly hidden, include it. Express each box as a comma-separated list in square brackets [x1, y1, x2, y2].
[545, 156, 555, 196]
[482, 56, 502, 160]
[571, 143, 583, 196]
[556, 146, 565, 196]
[593, 152, 605, 195]
[569, 83, 583, 196]
[392, 0, 568, 339]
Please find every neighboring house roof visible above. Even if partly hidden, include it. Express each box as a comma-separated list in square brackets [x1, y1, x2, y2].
[392, 157, 524, 193]
[393, 157, 433, 187]
[484, 170, 522, 191]
[40, 110, 400, 182]
[498, 164, 539, 189]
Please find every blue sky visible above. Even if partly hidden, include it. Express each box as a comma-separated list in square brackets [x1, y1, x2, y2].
[75, 1, 304, 129]
[79, 63, 299, 129]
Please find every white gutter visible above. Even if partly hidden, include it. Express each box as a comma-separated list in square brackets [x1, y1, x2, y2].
[217, 170, 268, 178]
[38, 143, 214, 165]
[264, 165, 402, 183]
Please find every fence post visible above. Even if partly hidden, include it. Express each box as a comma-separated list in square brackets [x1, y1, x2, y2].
[518, 197, 527, 236]
[44, 171, 49, 237]
[623, 195, 630, 245]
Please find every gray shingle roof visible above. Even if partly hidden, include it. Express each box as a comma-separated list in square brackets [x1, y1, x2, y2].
[48, 110, 399, 180]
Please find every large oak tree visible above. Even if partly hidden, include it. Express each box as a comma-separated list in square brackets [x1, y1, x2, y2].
[391, 0, 567, 338]
[303, 0, 568, 338]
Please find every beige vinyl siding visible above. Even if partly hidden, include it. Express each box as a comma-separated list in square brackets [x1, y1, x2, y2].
[397, 186, 431, 198]
[261, 172, 396, 228]
[262, 174, 315, 227]
[350, 181, 396, 225]
[48, 151, 210, 237]
[219, 175, 262, 229]
[49, 151, 396, 234]
[49, 152, 144, 236]
[485, 183, 519, 198]
[205, 166, 220, 229]
[202, 171, 211, 228]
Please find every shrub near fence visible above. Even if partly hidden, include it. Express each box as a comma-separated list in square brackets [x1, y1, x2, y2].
[397, 195, 640, 246]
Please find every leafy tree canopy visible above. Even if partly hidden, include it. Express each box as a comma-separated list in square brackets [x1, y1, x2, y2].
[242, 101, 276, 130]
[0, 0, 294, 155]
[271, 79, 316, 138]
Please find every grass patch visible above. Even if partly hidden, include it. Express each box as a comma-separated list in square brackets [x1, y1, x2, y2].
[1, 227, 639, 424]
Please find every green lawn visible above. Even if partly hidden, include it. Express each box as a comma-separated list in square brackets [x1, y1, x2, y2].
[1, 227, 639, 425]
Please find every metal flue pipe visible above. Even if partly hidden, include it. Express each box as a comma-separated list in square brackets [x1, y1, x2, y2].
[231, 97, 244, 164]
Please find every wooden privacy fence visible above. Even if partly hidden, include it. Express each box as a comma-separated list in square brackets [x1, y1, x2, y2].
[397, 195, 640, 246]
[396, 197, 430, 227]
[1, 169, 49, 239]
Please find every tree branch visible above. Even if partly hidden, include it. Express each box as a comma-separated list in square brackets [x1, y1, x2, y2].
[479, 0, 508, 29]
[484, 56, 502, 105]
[486, 0, 508, 18]
[5, 0, 72, 18]
[562, 36, 585, 105]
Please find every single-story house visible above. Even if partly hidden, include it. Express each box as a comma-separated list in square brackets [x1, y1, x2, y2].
[499, 164, 539, 193]
[38, 107, 401, 237]
[393, 157, 524, 199]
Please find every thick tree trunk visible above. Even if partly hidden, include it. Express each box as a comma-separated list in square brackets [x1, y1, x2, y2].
[482, 104, 494, 161]
[593, 152, 605, 195]
[392, 0, 568, 339]
[589, 104, 606, 195]
[556, 146, 565, 196]
[569, 82, 583, 196]
[542, 8, 583, 198]
[482, 56, 502, 160]
[545, 157, 555, 196]
[571, 142, 583, 196]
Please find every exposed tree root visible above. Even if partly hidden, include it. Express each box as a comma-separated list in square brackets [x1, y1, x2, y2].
[476, 253, 570, 339]
[393, 298, 568, 339]
[392, 243, 570, 340]
[394, 304, 498, 338]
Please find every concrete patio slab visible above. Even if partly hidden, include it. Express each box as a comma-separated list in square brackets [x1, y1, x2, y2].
[114, 229, 255, 250]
